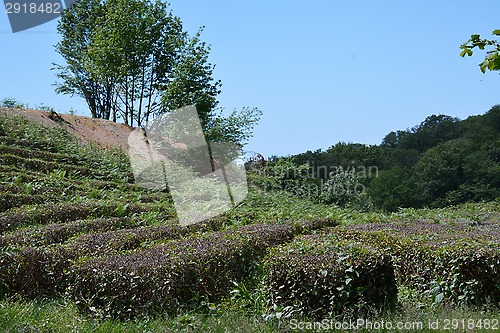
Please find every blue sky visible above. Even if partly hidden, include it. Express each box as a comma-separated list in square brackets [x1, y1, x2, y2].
[1, 0, 499, 157]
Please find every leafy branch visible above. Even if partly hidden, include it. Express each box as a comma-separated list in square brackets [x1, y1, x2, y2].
[460, 29, 500, 73]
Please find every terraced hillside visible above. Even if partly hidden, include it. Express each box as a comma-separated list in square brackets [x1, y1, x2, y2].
[0, 110, 499, 332]
[0, 112, 339, 315]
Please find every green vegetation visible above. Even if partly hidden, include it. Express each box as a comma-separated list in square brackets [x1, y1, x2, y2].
[54, 0, 261, 149]
[1, 17, 498, 333]
[265, 235, 398, 319]
[0, 110, 498, 332]
[461, 29, 500, 73]
[0, 98, 25, 109]
[270, 106, 499, 211]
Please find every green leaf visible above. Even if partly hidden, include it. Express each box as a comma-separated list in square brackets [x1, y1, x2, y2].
[492, 56, 500, 70]
[488, 59, 497, 70]
[492, 29, 500, 36]
[460, 49, 472, 57]
[479, 61, 488, 73]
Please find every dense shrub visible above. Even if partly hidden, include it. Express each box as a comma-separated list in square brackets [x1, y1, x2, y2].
[0, 217, 134, 248]
[264, 234, 397, 318]
[0, 217, 331, 301]
[0, 219, 220, 298]
[0, 202, 149, 233]
[67, 225, 188, 257]
[0, 245, 72, 297]
[0, 193, 49, 212]
[66, 223, 301, 318]
[330, 221, 500, 306]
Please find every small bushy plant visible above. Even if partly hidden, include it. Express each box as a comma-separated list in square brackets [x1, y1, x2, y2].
[264, 234, 398, 318]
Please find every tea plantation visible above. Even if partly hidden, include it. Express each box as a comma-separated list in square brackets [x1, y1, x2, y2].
[0, 112, 498, 332]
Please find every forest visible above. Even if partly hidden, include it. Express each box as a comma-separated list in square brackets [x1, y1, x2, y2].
[259, 106, 500, 211]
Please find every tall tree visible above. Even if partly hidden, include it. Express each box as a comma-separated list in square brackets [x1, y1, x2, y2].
[87, 0, 185, 126]
[55, 0, 184, 126]
[54, 0, 261, 148]
[53, 0, 113, 119]
[160, 29, 221, 130]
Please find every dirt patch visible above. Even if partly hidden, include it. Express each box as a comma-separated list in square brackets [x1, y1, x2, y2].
[0, 108, 133, 151]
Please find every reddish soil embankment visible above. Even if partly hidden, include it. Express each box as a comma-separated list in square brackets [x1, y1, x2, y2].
[0, 108, 133, 151]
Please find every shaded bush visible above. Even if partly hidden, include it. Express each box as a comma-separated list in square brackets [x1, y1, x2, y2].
[0, 217, 134, 248]
[330, 221, 500, 306]
[66, 223, 302, 318]
[0, 218, 221, 298]
[0, 193, 49, 213]
[0, 218, 331, 301]
[264, 234, 397, 318]
[0, 202, 149, 233]
[67, 225, 188, 257]
[0, 246, 72, 297]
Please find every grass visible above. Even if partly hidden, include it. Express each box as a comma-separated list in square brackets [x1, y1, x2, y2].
[0, 292, 498, 332]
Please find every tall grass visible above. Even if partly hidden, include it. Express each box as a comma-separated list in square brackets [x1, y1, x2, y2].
[1, 294, 498, 332]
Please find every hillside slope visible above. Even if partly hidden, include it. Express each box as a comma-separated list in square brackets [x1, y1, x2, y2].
[0, 107, 133, 151]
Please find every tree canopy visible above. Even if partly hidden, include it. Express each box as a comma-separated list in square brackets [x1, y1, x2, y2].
[54, 0, 260, 149]
[268, 106, 500, 211]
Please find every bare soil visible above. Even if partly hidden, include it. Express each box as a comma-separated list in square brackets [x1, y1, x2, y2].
[0, 108, 133, 151]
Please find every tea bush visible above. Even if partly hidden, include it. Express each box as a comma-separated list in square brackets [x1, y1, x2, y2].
[264, 234, 397, 319]
[0, 193, 49, 212]
[0, 202, 148, 233]
[0, 217, 134, 248]
[0, 245, 72, 297]
[67, 224, 297, 318]
[330, 221, 500, 306]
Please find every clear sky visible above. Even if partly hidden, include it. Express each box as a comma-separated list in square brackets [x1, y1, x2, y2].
[1, 0, 499, 158]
